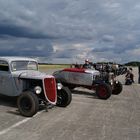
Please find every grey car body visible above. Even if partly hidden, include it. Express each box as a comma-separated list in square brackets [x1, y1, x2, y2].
[54, 68, 100, 86]
[0, 57, 52, 97]
[0, 57, 72, 117]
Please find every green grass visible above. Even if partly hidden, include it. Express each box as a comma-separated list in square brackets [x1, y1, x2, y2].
[39, 64, 70, 70]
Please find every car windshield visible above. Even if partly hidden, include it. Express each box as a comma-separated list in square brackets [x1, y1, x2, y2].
[11, 61, 38, 71]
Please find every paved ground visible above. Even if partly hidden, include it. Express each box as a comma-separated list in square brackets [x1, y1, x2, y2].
[0, 68, 140, 140]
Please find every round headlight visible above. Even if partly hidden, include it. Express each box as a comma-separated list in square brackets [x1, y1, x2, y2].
[110, 80, 113, 85]
[57, 83, 63, 90]
[34, 86, 42, 94]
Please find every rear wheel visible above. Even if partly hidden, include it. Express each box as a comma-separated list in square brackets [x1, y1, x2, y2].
[57, 87, 72, 107]
[17, 91, 39, 117]
[96, 83, 112, 99]
[112, 81, 123, 95]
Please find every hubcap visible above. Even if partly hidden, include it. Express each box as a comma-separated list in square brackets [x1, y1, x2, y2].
[20, 97, 32, 111]
[99, 87, 107, 97]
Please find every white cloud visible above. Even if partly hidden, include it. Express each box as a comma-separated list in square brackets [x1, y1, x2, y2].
[127, 47, 140, 56]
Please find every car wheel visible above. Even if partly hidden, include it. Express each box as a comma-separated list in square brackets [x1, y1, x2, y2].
[68, 85, 76, 92]
[17, 91, 39, 117]
[112, 81, 123, 95]
[56, 86, 72, 107]
[96, 83, 112, 99]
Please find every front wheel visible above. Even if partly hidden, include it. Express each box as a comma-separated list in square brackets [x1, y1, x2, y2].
[112, 81, 123, 95]
[96, 83, 112, 100]
[17, 91, 39, 117]
[56, 87, 72, 107]
[68, 85, 76, 92]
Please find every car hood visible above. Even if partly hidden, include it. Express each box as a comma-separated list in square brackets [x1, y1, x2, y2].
[62, 68, 100, 75]
[12, 70, 54, 79]
[84, 69, 100, 75]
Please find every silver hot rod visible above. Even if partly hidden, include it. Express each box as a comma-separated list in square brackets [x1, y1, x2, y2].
[53, 68, 123, 100]
[53, 68, 112, 99]
[0, 57, 72, 117]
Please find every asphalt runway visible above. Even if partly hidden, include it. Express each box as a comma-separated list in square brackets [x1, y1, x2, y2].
[0, 68, 140, 140]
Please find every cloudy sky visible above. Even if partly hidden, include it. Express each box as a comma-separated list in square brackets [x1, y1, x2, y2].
[0, 0, 140, 64]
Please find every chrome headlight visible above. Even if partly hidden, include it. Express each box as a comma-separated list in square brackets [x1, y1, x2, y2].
[57, 83, 63, 90]
[34, 86, 42, 94]
[110, 80, 113, 85]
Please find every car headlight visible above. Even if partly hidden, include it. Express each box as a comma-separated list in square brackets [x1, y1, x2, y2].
[34, 86, 42, 94]
[57, 83, 63, 90]
[110, 80, 113, 85]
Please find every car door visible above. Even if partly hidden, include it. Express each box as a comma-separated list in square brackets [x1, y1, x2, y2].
[68, 71, 93, 86]
[0, 60, 17, 96]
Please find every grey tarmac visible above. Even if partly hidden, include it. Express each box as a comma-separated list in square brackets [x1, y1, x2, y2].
[0, 68, 140, 140]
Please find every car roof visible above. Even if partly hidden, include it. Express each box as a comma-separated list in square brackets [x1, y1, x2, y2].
[0, 57, 37, 63]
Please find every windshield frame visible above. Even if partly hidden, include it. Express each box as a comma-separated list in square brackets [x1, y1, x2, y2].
[10, 60, 38, 72]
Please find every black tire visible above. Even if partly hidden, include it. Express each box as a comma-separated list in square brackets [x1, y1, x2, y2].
[112, 81, 123, 95]
[17, 91, 39, 117]
[56, 86, 72, 107]
[125, 79, 132, 85]
[96, 83, 112, 100]
[68, 85, 76, 92]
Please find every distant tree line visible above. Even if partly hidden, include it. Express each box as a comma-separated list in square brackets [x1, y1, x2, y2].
[124, 61, 140, 67]
[38, 61, 140, 67]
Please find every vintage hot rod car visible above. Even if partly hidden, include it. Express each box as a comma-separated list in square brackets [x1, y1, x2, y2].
[53, 68, 123, 100]
[53, 68, 113, 99]
[0, 57, 72, 117]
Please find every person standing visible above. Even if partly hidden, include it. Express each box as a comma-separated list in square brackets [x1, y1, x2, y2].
[83, 59, 92, 69]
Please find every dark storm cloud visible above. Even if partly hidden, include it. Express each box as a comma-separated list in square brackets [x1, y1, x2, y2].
[0, 22, 62, 39]
[0, 38, 53, 57]
[0, 24, 43, 39]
